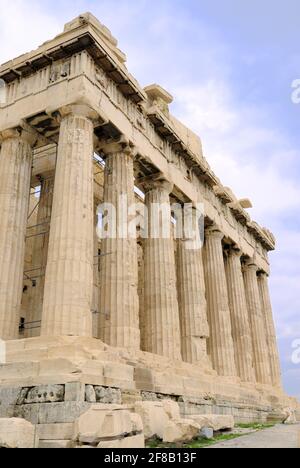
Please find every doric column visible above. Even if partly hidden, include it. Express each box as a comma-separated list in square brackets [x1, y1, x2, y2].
[0, 128, 35, 340]
[41, 105, 95, 337]
[137, 241, 146, 351]
[243, 259, 272, 385]
[177, 207, 210, 365]
[20, 189, 39, 335]
[143, 177, 181, 360]
[225, 248, 255, 382]
[26, 176, 54, 337]
[258, 272, 282, 387]
[92, 199, 100, 338]
[99, 139, 140, 350]
[203, 227, 236, 377]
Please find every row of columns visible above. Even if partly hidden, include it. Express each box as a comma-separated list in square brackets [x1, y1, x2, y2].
[0, 105, 281, 388]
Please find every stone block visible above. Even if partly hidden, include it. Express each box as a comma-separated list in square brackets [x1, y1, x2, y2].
[130, 413, 144, 433]
[47, 345, 91, 362]
[141, 391, 158, 401]
[0, 404, 14, 418]
[103, 363, 134, 383]
[13, 403, 40, 424]
[163, 419, 200, 444]
[200, 427, 214, 440]
[25, 385, 65, 404]
[283, 408, 297, 425]
[85, 385, 96, 403]
[0, 362, 39, 381]
[0, 387, 23, 407]
[37, 402, 92, 424]
[39, 359, 81, 376]
[100, 410, 133, 439]
[134, 401, 169, 439]
[0, 418, 38, 448]
[134, 367, 155, 389]
[153, 373, 185, 395]
[37, 423, 74, 440]
[94, 386, 122, 404]
[74, 405, 134, 445]
[9, 349, 48, 363]
[39, 439, 74, 449]
[80, 360, 105, 377]
[16, 388, 30, 405]
[23, 336, 72, 350]
[162, 400, 181, 420]
[65, 383, 85, 402]
[98, 434, 145, 449]
[122, 390, 142, 404]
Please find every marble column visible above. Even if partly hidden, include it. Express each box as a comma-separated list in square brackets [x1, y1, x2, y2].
[177, 208, 209, 365]
[20, 189, 39, 334]
[143, 178, 181, 360]
[0, 128, 35, 340]
[26, 177, 54, 337]
[41, 105, 95, 337]
[204, 227, 236, 377]
[99, 140, 140, 350]
[243, 259, 272, 385]
[225, 248, 255, 382]
[137, 241, 146, 351]
[92, 199, 100, 338]
[258, 272, 282, 387]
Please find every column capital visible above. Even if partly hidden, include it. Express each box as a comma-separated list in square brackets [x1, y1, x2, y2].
[226, 246, 243, 259]
[99, 136, 137, 159]
[257, 270, 269, 279]
[141, 173, 173, 195]
[58, 103, 99, 122]
[0, 126, 37, 147]
[243, 258, 259, 272]
[205, 225, 224, 241]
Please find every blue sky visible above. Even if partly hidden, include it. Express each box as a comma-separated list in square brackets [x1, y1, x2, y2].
[0, 0, 299, 399]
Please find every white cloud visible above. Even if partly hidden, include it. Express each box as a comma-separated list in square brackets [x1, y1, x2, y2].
[173, 81, 300, 222]
[0, 0, 60, 64]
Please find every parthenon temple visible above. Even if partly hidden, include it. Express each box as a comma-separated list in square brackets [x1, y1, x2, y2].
[0, 13, 298, 447]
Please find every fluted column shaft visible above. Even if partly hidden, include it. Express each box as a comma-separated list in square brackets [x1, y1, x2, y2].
[177, 208, 209, 365]
[204, 228, 236, 377]
[243, 260, 272, 385]
[41, 105, 94, 337]
[92, 199, 100, 338]
[143, 179, 181, 360]
[26, 177, 54, 337]
[99, 142, 140, 350]
[137, 241, 146, 351]
[0, 129, 34, 340]
[258, 272, 281, 387]
[225, 249, 255, 382]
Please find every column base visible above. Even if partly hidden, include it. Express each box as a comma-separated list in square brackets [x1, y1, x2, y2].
[0, 336, 298, 428]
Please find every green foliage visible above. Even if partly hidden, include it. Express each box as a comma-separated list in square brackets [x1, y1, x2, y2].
[146, 433, 245, 449]
[236, 423, 275, 430]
